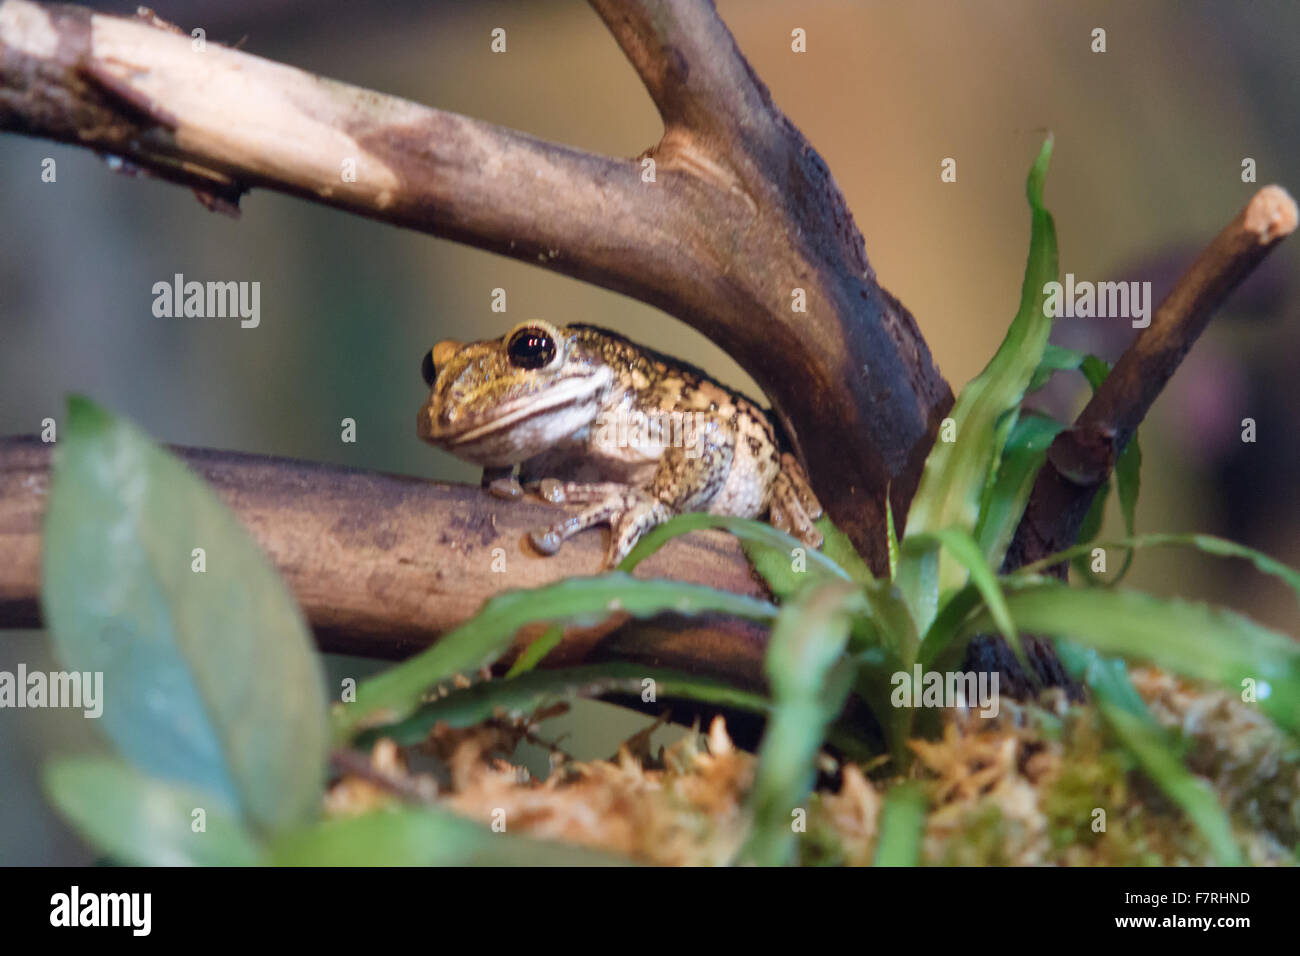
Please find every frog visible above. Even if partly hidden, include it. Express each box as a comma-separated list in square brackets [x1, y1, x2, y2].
[417, 319, 823, 566]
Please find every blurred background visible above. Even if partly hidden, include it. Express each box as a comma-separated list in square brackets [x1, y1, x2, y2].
[2, 0, 1297, 863]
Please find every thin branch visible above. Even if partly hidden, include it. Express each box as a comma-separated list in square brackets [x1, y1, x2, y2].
[0, 437, 771, 689]
[1006, 185, 1298, 571]
[0, 0, 951, 569]
[971, 185, 1298, 690]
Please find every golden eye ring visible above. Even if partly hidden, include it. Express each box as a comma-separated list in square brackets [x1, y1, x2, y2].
[504, 320, 562, 371]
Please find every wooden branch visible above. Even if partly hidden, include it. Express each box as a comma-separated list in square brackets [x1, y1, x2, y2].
[589, 0, 767, 135]
[0, 437, 772, 691]
[0, 0, 953, 569]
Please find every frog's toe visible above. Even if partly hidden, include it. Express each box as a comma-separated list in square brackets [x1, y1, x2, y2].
[526, 478, 566, 504]
[487, 476, 524, 501]
[798, 522, 824, 550]
[529, 527, 565, 555]
[768, 500, 791, 534]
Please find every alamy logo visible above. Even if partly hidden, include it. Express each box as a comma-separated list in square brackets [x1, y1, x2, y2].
[592, 409, 706, 460]
[890, 664, 999, 718]
[1042, 273, 1152, 328]
[0, 665, 102, 718]
[152, 273, 260, 328]
[50, 886, 151, 936]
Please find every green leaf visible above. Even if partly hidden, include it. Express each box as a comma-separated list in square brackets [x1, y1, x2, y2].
[957, 581, 1300, 733]
[270, 806, 631, 866]
[906, 526, 1030, 682]
[333, 573, 777, 741]
[1056, 643, 1243, 866]
[917, 583, 987, 670]
[905, 529, 1017, 650]
[885, 490, 901, 582]
[369, 663, 772, 748]
[740, 579, 862, 866]
[45, 757, 264, 866]
[974, 412, 1065, 567]
[984, 349, 1144, 578]
[619, 512, 852, 585]
[874, 782, 927, 866]
[816, 516, 875, 585]
[901, 137, 1058, 622]
[1027, 343, 1086, 392]
[504, 625, 564, 678]
[41, 397, 328, 832]
[1013, 533, 1300, 608]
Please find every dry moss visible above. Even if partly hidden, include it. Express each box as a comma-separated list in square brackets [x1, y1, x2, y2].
[325, 669, 1299, 866]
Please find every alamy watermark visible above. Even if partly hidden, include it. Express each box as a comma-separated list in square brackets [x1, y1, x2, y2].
[0, 665, 102, 718]
[1043, 273, 1151, 328]
[890, 664, 999, 718]
[592, 409, 706, 459]
[152, 273, 260, 328]
[50, 886, 150, 936]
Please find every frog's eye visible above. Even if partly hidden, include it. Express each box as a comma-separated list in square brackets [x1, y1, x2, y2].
[421, 350, 438, 387]
[505, 327, 557, 370]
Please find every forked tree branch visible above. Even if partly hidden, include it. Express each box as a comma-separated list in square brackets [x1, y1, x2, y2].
[0, 0, 953, 568]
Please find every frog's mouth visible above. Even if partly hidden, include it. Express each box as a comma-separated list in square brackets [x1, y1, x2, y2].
[420, 374, 607, 453]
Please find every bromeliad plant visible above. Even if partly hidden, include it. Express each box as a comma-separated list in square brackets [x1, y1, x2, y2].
[40, 140, 1300, 866]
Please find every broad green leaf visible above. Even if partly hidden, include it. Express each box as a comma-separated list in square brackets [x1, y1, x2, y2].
[874, 782, 927, 866]
[901, 137, 1058, 623]
[504, 625, 564, 678]
[333, 574, 777, 741]
[45, 757, 264, 866]
[740, 580, 862, 866]
[41, 397, 328, 832]
[271, 806, 630, 866]
[1057, 643, 1243, 866]
[369, 663, 772, 748]
[957, 581, 1300, 732]
[1013, 533, 1300, 607]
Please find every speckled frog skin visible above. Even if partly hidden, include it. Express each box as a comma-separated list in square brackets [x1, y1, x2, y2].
[418, 320, 823, 565]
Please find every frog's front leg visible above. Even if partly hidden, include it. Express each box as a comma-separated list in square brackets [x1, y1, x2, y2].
[527, 482, 671, 566]
[526, 429, 734, 566]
